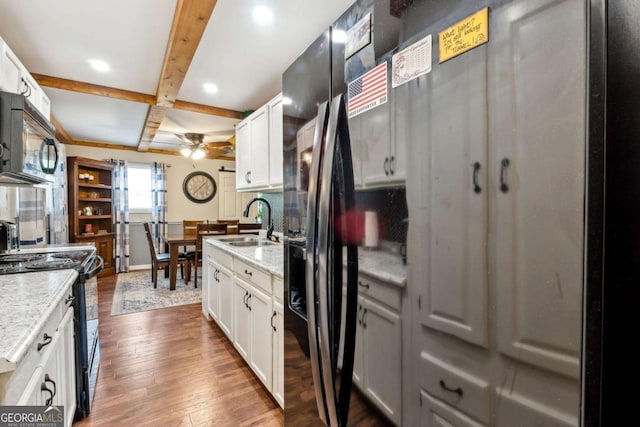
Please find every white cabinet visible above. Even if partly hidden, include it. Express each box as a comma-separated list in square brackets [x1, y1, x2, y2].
[58, 308, 76, 426]
[235, 94, 283, 192]
[0, 36, 50, 119]
[235, 105, 269, 190]
[268, 94, 284, 187]
[249, 284, 272, 390]
[347, 274, 402, 425]
[233, 278, 252, 360]
[272, 301, 284, 408]
[412, 0, 586, 425]
[217, 264, 234, 339]
[357, 66, 406, 187]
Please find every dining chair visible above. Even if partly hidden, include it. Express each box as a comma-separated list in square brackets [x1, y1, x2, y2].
[237, 223, 263, 234]
[213, 219, 239, 235]
[143, 223, 188, 288]
[187, 223, 228, 287]
[183, 219, 206, 252]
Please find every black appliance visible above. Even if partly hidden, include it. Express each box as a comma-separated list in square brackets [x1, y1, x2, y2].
[0, 90, 58, 185]
[0, 247, 102, 420]
[0, 219, 18, 252]
[283, 0, 613, 425]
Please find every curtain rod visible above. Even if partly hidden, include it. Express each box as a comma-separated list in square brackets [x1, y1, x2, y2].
[218, 166, 236, 173]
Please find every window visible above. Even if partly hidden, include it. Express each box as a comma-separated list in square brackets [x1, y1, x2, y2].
[127, 164, 152, 212]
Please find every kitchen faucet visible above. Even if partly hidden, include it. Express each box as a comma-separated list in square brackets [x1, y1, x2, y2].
[243, 197, 276, 241]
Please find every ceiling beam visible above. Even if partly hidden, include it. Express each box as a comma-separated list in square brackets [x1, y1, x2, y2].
[33, 74, 242, 119]
[138, 0, 219, 151]
[33, 74, 156, 104]
[49, 115, 74, 145]
[67, 139, 235, 160]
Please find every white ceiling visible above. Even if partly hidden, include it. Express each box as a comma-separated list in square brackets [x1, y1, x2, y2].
[0, 0, 354, 153]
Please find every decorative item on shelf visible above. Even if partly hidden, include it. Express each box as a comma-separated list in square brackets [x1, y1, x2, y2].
[84, 206, 93, 216]
[79, 173, 94, 182]
[84, 223, 93, 234]
[95, 208, 104, 215]
[90, 191, 98, 199]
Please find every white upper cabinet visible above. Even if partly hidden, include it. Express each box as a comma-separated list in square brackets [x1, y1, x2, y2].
[235, 93, 284, 192]
[0, 36, 51, 120]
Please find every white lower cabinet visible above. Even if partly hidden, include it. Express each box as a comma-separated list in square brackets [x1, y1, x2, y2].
[203, 240, 284, 405]
[272, 301, 284, 407]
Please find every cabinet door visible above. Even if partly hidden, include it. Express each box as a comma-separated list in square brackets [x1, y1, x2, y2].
[363, 298, 401, 425]
[352, 296, 365, 388]
[21, 72, 40, 110]
[1, 43, 21, 93]
[235, 120, 251, 190]
[218, 266, 234, 339]
[360, 87, 392, 186]
[268, 95, 284, 187]
[420, 391, 484, 427]
[207, 260, 220, 321]
[418, 45, 489, 348]
[233, 278, 251, 360]
[39, 332, 60, 407]
[58, 308, 76, 427]
[40, 90, 51, 120]
[249, 284, 272, 391]
[249, 106, 270, 188]
[96, 236, 114, 273]
[17, 367, 43, 406]
[272, 301, 284, 407]
[390, 82, 407, 183]
[491, 0, 585, 379]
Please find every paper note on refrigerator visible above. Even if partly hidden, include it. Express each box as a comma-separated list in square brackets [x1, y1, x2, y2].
[438, 8, 489, 63]
[392, 34, 432, 88]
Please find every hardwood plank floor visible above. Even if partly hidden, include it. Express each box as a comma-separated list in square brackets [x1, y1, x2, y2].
[75, 274, 283, 426]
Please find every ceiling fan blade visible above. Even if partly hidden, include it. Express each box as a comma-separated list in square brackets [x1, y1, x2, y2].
[206, 141, 232, 148]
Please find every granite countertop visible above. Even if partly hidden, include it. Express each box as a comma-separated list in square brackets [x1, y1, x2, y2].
[206, 237, 284, 278]
[0, 269, 79, 373]
[355, 248, 407, 287]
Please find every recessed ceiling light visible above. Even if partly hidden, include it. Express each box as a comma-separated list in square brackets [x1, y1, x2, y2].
[253, 5, 273, 25]
[282, 96, 293, 105]
[88, 59, 110, 72]
[203, 83, 218, 94]
[333, 30, 347, 44]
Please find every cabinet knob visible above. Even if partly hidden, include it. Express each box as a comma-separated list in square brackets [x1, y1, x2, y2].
[65, 295, 75, 306]
[472, 162, 482, 194]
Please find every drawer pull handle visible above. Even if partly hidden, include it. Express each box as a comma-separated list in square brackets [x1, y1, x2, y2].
[439, 380, 463, 397]
[248, 294, 252, 311]
[65, 295, 75, 306]
[244, 269, 253, 277]
[472, 162, 481, 194]
[358, 281, 370, 289]
[37, 333, 52, 352]
[44, 373, 57, 398]
[41, 382, 54, 407]
[271, 312, 277, 331]
[243, 291, 249, 308]
[362, 308, 367, 328]
[500, 158, 510, 193]
[357, 305, 363, 325]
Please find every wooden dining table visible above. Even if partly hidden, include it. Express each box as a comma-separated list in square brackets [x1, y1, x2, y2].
[164, 234, 196, 291]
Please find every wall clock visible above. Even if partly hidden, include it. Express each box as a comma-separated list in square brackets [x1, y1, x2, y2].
[183, 171, 217, 203]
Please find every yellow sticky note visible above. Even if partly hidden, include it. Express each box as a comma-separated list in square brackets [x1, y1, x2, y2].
[438, 8, 489, 63]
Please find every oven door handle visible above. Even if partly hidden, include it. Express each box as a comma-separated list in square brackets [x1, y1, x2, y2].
[85, 255, 104, 279]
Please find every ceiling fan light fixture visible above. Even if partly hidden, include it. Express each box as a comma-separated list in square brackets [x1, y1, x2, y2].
[180, 148, 192, 157]
[192, 149, 206, 160]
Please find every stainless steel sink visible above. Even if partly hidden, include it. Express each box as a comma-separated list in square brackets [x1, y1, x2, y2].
[228, 240, 277, 247]
[218, 237, 260, 243]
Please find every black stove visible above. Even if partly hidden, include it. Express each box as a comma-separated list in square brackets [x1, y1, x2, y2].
[0, 250, 92, 274]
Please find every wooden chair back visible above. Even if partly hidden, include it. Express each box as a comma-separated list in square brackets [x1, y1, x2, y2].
[183, 220, 206, 237]
[213, 219, 239, 234]
[195, 223, 228, 251]
[237, 223, 263, 234]
[143, 222, 159, 262]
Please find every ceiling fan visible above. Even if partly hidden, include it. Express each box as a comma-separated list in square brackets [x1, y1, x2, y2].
[166, 132, 235, 160]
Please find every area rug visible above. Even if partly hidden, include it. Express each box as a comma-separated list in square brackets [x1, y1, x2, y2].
[110, 270, 202, 316]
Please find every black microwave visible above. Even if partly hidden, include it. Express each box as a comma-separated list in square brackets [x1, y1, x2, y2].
[0, 91, 58, 185]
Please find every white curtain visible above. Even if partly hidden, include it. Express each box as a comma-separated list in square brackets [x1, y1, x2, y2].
[151, 162, 168, 253]
[113, 160, 130, 272]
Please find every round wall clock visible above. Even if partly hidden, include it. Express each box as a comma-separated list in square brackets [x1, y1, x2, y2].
[183, 171, 217, 203]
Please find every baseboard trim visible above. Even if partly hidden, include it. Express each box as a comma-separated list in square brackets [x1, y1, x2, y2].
[129, 264, 152, 271]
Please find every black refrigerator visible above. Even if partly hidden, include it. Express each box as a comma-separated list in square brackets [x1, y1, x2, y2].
[283, 0, 623, 425]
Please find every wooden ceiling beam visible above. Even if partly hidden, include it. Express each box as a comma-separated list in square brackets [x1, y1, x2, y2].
[33, 74, 156, 104]
[67, 139, 234, 160]
[34, 74, 242, 118]
[137, 0, 219, 151]
[49, 114, 74, 145]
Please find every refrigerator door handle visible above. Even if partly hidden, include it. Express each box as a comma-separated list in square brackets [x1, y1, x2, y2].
[306, 100, 331, 425]
[317, 93, 358, 427]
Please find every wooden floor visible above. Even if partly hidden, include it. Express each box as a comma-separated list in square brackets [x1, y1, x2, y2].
[75, 274, 283, 427]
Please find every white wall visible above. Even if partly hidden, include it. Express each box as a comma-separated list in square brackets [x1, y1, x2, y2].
[64, 145, 235, 222]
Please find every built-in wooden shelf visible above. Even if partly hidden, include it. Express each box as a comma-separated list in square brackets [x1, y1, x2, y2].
[78, 215, 112, 220]
[78, 198, 112, 202]
[78, 183, 112, 190]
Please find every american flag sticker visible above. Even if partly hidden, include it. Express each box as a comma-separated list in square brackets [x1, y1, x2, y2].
[347, 62, 388, 118]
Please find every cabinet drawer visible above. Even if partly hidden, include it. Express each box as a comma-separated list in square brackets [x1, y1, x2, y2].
[273, 276, 283, 303]
[235, 258, 271, 294]
[420, 352, 490, 425]
[357, 273, 401, 311]
[420, 391, 486, 427]
[209, 246, 233, 271]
